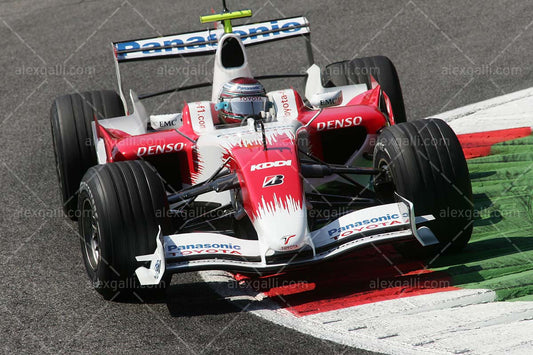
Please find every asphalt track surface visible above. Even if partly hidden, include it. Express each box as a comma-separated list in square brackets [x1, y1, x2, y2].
[1, 0, 532, 354]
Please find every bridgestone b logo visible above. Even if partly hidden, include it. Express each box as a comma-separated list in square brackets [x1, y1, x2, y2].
[263, 175, 284, 187]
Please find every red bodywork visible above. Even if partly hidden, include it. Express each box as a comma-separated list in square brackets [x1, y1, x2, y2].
[95, 85, 391, 223]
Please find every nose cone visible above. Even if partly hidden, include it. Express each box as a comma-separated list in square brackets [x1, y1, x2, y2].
[252, 195, 309, 253]
[226, 130, 310, 255]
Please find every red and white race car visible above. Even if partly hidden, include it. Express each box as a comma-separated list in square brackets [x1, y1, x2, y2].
[50, 4, 473, 299]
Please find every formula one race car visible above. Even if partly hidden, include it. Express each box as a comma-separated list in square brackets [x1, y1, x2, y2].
[50, 3, 473, 299]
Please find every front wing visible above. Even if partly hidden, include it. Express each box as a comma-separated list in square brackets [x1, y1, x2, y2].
[135, 196, 437, 285]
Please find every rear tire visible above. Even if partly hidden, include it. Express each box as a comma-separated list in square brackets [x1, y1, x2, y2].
[78, 160, 172, 301]
[373, 118, 473, 257]
[323, 56, 407, 123]
[50, 90, 124, 220]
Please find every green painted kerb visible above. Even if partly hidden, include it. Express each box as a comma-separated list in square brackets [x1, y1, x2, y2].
[431, 134, 533, 301]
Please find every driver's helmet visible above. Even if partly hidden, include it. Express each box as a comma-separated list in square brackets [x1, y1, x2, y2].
[215, 77, 268, 124]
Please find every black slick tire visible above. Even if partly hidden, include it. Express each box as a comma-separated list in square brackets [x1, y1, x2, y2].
[78, 160, 172, 301]
[50, 90, 124, 219]
[322, 56, 407, 123]
[373, 118, 473, 257]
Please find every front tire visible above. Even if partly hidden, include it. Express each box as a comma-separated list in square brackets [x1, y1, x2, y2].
[50, 90, 124, 220]
[78, 160, 172, 300]
[373, 118, 473, 256]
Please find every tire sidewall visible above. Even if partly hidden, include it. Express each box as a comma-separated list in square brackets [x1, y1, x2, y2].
[78, 182, 118, 297]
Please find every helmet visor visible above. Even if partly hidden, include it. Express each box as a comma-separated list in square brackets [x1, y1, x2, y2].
[225, 96, 267, 118]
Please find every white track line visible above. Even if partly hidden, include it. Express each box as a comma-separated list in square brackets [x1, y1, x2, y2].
[432, 86, 533, 135]
[202, 270, 533, 354]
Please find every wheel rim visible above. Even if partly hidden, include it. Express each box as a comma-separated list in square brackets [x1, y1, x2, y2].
[81, 198, 100, 270]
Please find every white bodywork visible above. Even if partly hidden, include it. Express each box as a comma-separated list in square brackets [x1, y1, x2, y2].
[211, 33, 253, 102]
[305, 64, 368, 107]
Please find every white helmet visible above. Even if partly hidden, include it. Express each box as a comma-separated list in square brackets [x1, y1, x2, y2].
[215, 77, 268, 124]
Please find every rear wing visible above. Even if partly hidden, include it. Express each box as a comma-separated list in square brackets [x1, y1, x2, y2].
[113, 16, 311, 62]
